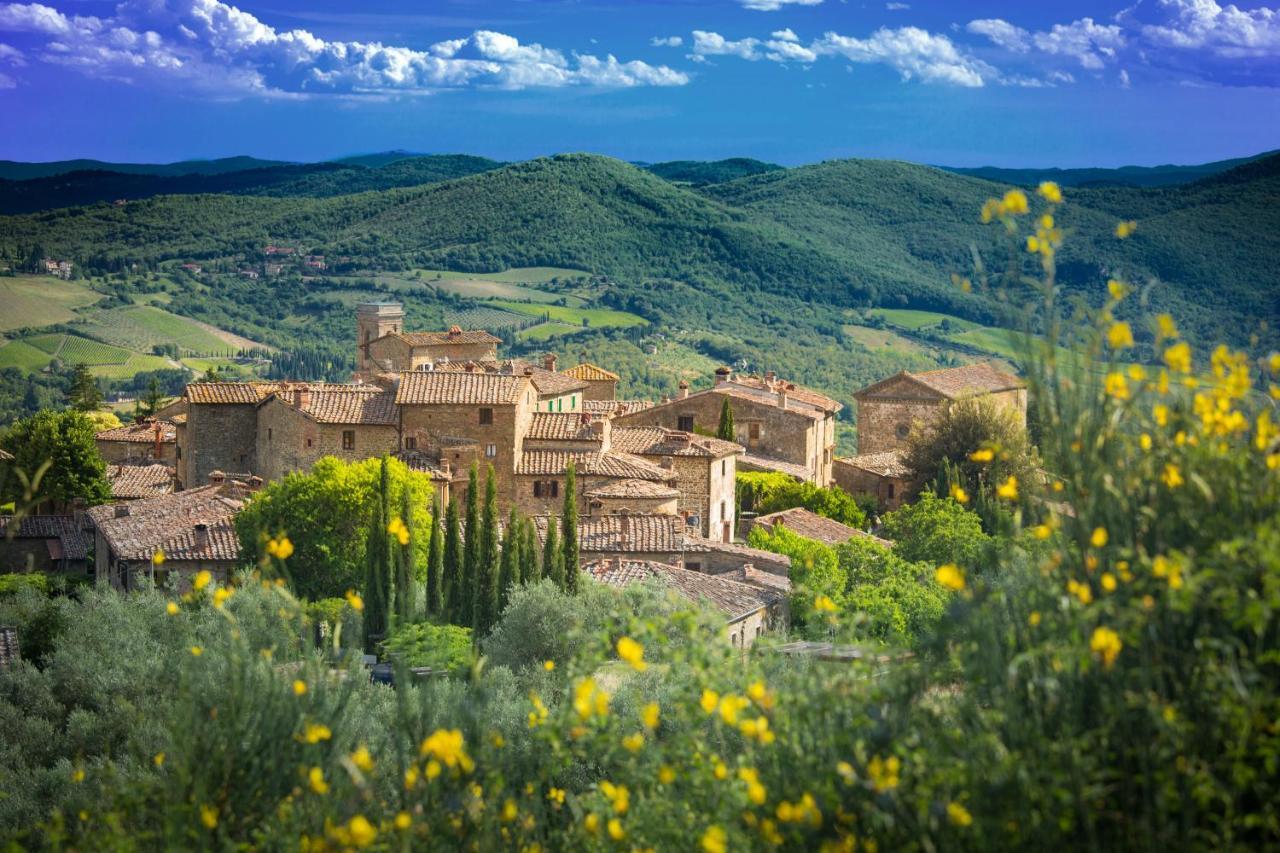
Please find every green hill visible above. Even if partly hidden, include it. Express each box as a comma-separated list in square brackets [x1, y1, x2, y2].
[939, 150, 1277, 188]
[644, 158, 785, 186]
[0, 156, 290, 181]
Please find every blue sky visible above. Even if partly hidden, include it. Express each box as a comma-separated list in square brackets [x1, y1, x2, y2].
[0, 0, 1277, 167]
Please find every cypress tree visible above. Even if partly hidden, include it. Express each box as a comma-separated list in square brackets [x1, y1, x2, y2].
[716, 396, 736, 442]
[362, 457, 393, 653]
[426, 491, 444, 618]
[561, 463, 579, 593]
[474, 465, 500, 636]
[542, 521, 563, 589]
[521, 518, 540, 585]
[394, 485, 416, 624]
[462, 463, 480, 627]
[497, 507, 519, 612]
[442, 497, 463, 625]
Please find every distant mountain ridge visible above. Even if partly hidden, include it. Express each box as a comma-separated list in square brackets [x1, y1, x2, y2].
[0, 156, 292, 181]
[938, 150, 1278, 188]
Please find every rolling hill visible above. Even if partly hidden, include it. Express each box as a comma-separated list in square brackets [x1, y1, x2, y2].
[0, 156, 291, 181]
[939, 150, 1277, 188]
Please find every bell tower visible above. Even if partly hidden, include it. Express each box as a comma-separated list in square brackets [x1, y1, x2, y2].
[355, 301, 405, 376]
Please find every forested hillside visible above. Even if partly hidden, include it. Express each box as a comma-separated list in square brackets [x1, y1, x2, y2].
[940, 150, 1275, 188]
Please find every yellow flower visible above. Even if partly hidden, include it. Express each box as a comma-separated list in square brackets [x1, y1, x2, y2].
[274, 537, 294, 559]
[641, 702, 660, 730]
[394, 812, 412, 831]
[346, 815, 377, 848]
[293, 679, 307, 696]
[935, 563, 965, 591]
[543, 660, 555, 671]
[1036, 181, 1063, 204]
[152, 549, 165, 566]
[813, 594, 838, 613]
[584, 813, 600, 834]
[189, 646, 203, 657]
[1100, 573, 1117, 592]
[1067, 579, 1093, 605]
[420, 728, 474, 772]
[615, 636, 647, 672]
[1107, 279, 1130, 300]
[1156, 313, 1179, 340]
[405, 765, 421, 789]
[607, 818, 626, 841]
[1104, 371, 1130, 401]
[947, 802, 973, 827]
[1164, 341, 1192, 374]
[867, 755, 900, 792]
[501, 799, 519, 822]
[193, 570, 211, 591]
[1153, 403, 1169, 426]
[1140, 433, 1153, 451]
[658, 766, 676, 784]
[572, 677, 610, 721]
[1162, 463, 1184, 488]
[166, 601, 180, 616]
[949, 483, 969, 504]
[969, 448, 994, 462]
[1107, 322, 1135, 350]
[1090, 626, 1123, 668]
[1115, 220, 1137, 238]
[702, 825, 728, 853]
[1001, 189, 1029, 215]
[308, 766, 328, 794]
[153, 752, 165, 767]
[1031, 524, 1052, 540]
[1090, 527, 1109, 548]
[1026, 235, 1040, 254]
[350, 745, 374, 772]
[72, 767, 85, 783]
[302, 723, 332, 744]
[548, 786, 567, 805]
[200, 804, 218, 830]
[1028, 611, 1041, 627]
[213, 587, 233, 609]
[345, 589, 364, 612]
[996, 475, 1018, 501]
[701, 688, 720, 714]
[622, 733, 645, 753]
[1153, 555, 1184, 589]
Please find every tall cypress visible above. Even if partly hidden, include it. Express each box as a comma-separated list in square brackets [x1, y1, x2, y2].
[498, 507, 519, 613]
[442, 497, 463, 625]
[521, 519, 540, 585]
[425, 491, 444, 618]
[561, 462, 579, 593]
[716, 396, 736, 442]
[394, 485, 416, 624]
[362, 457, 393, 653]
[542, 521, 563, 589]
[462, 463, 480, 628]
[474, 465, 500, 636]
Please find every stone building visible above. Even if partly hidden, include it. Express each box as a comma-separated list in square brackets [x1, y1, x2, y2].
[357, 301, 500, 378]
[562, 362, 619, 402]
[611, 427, 741, 541]
[616, 367, 840, 486]
[106, 463, 176, 502]
[89, 481, 246, 591]
[175, 381, 281, 489]
[853, 362, 1026, 456]
[255, 384, 399, 482]
[0, 515, 91, 575]
[585, 480, 680, 517]
[582, 557, 787, 649]
[750, 506, 893, 549]
[832, 451, 913, 511]
[95, 419, 176, 464]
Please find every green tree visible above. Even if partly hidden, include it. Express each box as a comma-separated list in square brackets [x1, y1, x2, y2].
[0, 410, 110, 511]
[747, 523, 845, 632]
[542, 521, 563, 589]
[716, 396, 736, 442]
[879, 489, 991, 570]
[394, 486, 416, 624]
[68, 363, 102, 412]
[521, 518, 540, 585]
[462, 463, 480, 627]
[442, 497, 463, 625]
[736, 471, 867, 528]
[497, 507, 519, 613]
[362, 457, 393, 653]
[836, 537, 948, 644]
[425, 491, 444, 618]
[561, 463, 579, 593]
[473, 465, 500, 636]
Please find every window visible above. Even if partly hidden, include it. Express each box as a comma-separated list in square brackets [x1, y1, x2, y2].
[678, 415, 695, 432]
[176, 446, 181, 459]
[556, 399, 563, 412]
[404, 436, 416, 450]
[721, 460, 726, 477]
[887, 483, 896, 499]
[720, 500, 726, 522]
[550, 481, 559, 498]
[306, 438, 313, 448]
[748, 422, 761, 441]
[895, 423, 911, 440]
[485, 444, 497, 458]
[479, 408, 493, 425]
[533, 481, 543, 497]
[342, 430, 355, 451]
[571, 395, 577, 409]
[548, 402, 554, 412]
[267, 428, 272, 441]
[687, 561, 702, 572]
[534, 480, 559, 498]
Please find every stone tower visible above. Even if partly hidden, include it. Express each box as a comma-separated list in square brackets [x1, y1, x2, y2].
[355, 301, 405, 375]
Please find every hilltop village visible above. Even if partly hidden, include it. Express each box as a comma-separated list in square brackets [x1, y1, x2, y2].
[2, 300, 1026, 647]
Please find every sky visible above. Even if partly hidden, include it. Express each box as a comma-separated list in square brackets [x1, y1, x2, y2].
[0, 0, 1277, 167]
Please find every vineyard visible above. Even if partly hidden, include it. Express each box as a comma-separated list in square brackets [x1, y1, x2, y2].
[443, 306, 536, 331]
[25, 333, 134, 364]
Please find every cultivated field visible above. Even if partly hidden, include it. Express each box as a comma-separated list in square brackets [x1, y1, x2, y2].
[0, 276, 101, 332]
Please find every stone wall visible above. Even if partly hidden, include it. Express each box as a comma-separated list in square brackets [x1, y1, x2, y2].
[580, 378, 617, 402]
[255, 398, 399, 483]
[856, 377, 1028, 456]
[686, 544, 791, 577]
[181, 403, 260, 488]
[832, 458, 911, 511]
[96, 438, 172, 465]
[588, 494, 680, 516]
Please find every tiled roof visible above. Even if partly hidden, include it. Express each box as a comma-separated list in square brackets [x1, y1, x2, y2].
[170, 414, 188, 425]
[395, 371, 526, 406]
[720, 565, 792, 593]
[107, 464, 175, 500]
[392, 450, 453, 480]
[95, 419, 177, 444]
[527, 412, 598, 442]
[683, 535, 793, 569]
[517, 450, 668, 480]
[839, 450, 910, 479]
[88, 484, 244, 562]
[563, 362, 620, 382]
[536, 514, 688, 554]
[508, 361, 588, 397]
[909, 363, 1024, 398]
[396, 330, 501, 347]
[738, 453, 812, 481]
[752, 507, 864, 548]
[664, 381, 835, 421]
[583, 559, 782, 621]
[186, 381, 281, 405]
[612, 427, 742, 459]
[728, 375, 842, 413]
[584, 400, 653, 417]
[272, 387, 397, 425]
[0, 515, 90, 560]
[586, 479, 680, 499]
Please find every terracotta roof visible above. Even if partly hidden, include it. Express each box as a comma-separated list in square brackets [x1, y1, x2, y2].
[720, 565, 792, 593]
[728, 375, 842, 413]
[839, 450, 910, 479]
[586, 479, 680, 499]
[95, 420, 177, 444]
[0, 515, 90, 560]
[752, 508, 864, 548]
[170, 414, 187, 425]
[269, 387, 397, 425]
[517, 450, 669, 480]
[585, 399, 653, 417]
[536, 514, 688, 554]
[186, 381, 281, 405]
[583, 559, 782, 622]
[396, 330, 501, 347]
[683, 535, 793, 570]
[563, 362, 620, 382]
[508, 361, 588, 397]
[395, 371, 526, 406]
[392, 450, 453, 480]
[738, 453, 812, 481]
[909, 363, 1024, 398]
[107, 464, 175, 500]
[658, 381, 836, 420]
[88, 484, 244, 562]
[612, 427, 742, 459]
[527, 412, 599, 442]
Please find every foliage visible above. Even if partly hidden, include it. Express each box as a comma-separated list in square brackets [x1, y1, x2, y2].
[716, 395, 736, 442]
[462, 464, 480, 628]
[362, 457, 393, 653]
[474, 465, 500, 637]
[68, 363, 102, 411]
[425, 492, 444, 618]
[737, 471, 866, 528]
[879, 489, 992, 570]
[380, 622, 473, 673]
[747, 524, 845, 631]
[560, 462, 579, 593]
[0, 573, 51, 596]
[0, 409, 111, 510]
[836, 537, 947, 643]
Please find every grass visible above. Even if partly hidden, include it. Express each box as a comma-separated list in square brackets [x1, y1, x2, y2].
[867, 308, 982, 332]
[0, 276, 101, 332]
[444, 307, 532, 331]
[90, 354, 177, 379]
[0, 339, 53, 371]
[490, 301, 647, 330]
[378, 267, 589, 307]
[842, 324, 933, 356]
[120, 306, 237, 354]
[418, 266, 587, 284]
[517, 322, 581, 342]
[647, 340, 722, 382]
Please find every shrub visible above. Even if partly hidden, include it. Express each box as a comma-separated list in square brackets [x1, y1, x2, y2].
[879, 488, 991, 570]
[0, 573, 51, 597]
[381, 623, 473, 673]
[737, 471, 867, 528]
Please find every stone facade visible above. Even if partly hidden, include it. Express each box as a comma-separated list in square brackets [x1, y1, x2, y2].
[610, 428, 742, 540]
[179, 401, 261, 489]
[95, 419, 176, 464]
[358, 301, 500, 378]
[355, 302, 405, 375]
[832, 453, 912, 511]
[562, 362, 619, 402]
[255, 393, 399, 483]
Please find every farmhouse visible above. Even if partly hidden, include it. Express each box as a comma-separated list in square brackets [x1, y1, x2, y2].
[832, 451, 913, 511]
[0, 515, 92, 576]
[357, 301, 500, 377]
[95, 418, 176, 464]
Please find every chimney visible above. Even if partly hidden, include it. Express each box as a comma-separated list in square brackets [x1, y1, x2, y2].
[296, 386, 311, 409]
[543, 352, 558, 372]
[114, 504, 131, 518]
[193, 522, 209, 551]
[677, 380, 690, 400]
[448, 325, 463, 339]
[778, 383, 791, 410]
[465, 362, 476, 373]
[246, 475, 264, 491]
[153, 419, 163, 460]
[764, 370, 776, 382]
[591, 416, 611, 450]
[208, 470, 226, 486]
[619, 511, 631, 542]
[115, 464, 123, 477]
[714, 366, 732, 385]
[661, 395, 670, 404]
[523, 367, 533, 377]
[660, 456, 674, 471]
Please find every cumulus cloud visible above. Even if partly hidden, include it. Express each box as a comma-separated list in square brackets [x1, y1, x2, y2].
[650, 35, 682, 47]
[691, 30, 761, 61]
[886, 2, 910, 9]
[0, 41, 24, 64]
[1140, 0, 1280, 57]
[813, 27, 992, 86]
[966, 18, 1031, 52]
[0, 0, 689, 96]
[735, 0, 822, 11]
[1032, 17, 1125, 69]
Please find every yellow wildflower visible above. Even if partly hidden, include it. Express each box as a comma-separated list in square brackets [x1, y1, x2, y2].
[153, 752, 165, 767]
[193, 570, 211, 591]
[701, 689, 720, 714]
[302, 723, 332, 744]
[501, 799, 519, 822]
[152, 549, 165, 566]
[1090, 626, 1123, 668]
[622, 733, 645, 753]
[1164, 341, 1192, 374]
[1067, 579, 1093, 605]
[346, 815, 376, 848]
[1162, 463, 1184, 488]
[200, 804, 218, 830]
[1153, 403, 1169, 426]
[1140, 433, 1153, 451]
[1115, 220, 1137, 238]
[949, 483, 969, 504]
[935, 563, 965, 591]
[1104, 371, 1130, 400]
[641, 702, 660, 730]
[1090, 527, 1109, 548]
[420, 728, 473, 772]
[1107, 279, 1130, 300]
[813, 594, 838, 613]
[1028, 611, 1041, 627]
[350, 745, 374, 772]
[548, 786, 566, 805]
[1031, 524, 1052, 540]
[607, 818, 625, 841]
[543, 660, 555, 671]
[867, 755, 900, 792]
[615, 636, 647, 672]
[293, 679, 307, 696]
[584, 813, 600, 834]
[394, 812, 412, 831]
[1101, 573, 1117, 592]
[1037, 181, 1062, 204]
[572, 677, 610, 721]
[969, 448, 994, 462]
[166, 601, 180, 616]
[1001, 189, 1029, 215]
[72, 767, 85, 783]
[702, 825, 728, 853]
[213, 587, 233, 609]
[308, 766, 328, 795]
[344, 589, 364, 612]
[1156, 313, 1179, 341]
[189, 646, 203, 657]
[273, 537, 294, 559]
[658, 766, 676, 784]
[947, 802, 973, 827]
[996, 475, 1018, 500]
[1107, 322, 1135, 350]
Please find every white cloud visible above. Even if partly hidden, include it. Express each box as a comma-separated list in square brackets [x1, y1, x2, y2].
[771, 28, 798, 42]
[813, 26, 991, 86]
[0, 0, 690, 97]
[691, 30, 761, 60]
[1119, 67, 1131, 87]
[0, 69, 14, 87]
[650, 35, 682, 47]
[1032, 17, 1125, 69]
[966, 18, 1031, 52]
[735, 0, 822, 11]
[1141, 0, 1280, 57]
[886, 2, 910, 9]
[0, 41, 24, 64]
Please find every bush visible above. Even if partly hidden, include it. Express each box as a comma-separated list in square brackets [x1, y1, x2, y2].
[879, 488, 991, 570]
[0, 573, 51, 597]
[737, 471, 867, 528]
[836, 537, 947, 643]
[381, 622, 473, 673]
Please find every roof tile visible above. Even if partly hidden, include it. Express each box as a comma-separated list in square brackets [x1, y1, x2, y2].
[395, 371, 526, 406]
